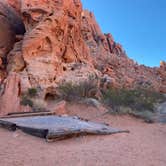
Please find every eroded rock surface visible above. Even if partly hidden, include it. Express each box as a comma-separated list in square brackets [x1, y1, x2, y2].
[0, 0, 25, 84]
[20, 0, 94, 90]
[0, 73, 21, 115]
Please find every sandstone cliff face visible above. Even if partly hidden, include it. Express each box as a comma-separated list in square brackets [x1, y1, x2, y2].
[0, 0, 25, 83]
[11, 0, 96, 92]
[0, 0, 165, 114]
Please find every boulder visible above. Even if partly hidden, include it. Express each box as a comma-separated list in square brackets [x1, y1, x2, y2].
[52, 100, 67, 116]
[0, 72, 21, 115]
[7, 41, 25, 72]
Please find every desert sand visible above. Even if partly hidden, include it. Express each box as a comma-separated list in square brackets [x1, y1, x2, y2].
[0, 104, 166, 166]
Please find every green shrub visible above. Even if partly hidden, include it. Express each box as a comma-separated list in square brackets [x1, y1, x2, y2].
[28, 88, 38, 97]
[101, 87, 166, 122]
[58, 79, 98, 102]
[101, 88, 165, 112]
[20, 96, 33, 107]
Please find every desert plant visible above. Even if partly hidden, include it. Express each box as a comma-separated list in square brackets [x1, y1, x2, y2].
[58, 79, 98, 102]
[101, 87, 166, 122]
[32, 98, 47, 112]
[28, 88, 38, 97]
[20, 96, 33, 107]
[101, 87, 165, 113]
[20, 87, 40, 109]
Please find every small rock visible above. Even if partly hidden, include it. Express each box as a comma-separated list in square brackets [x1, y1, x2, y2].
[52, 100, 67, 115]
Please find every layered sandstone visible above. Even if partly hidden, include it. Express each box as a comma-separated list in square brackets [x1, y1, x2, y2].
[18, 0, 94, 92]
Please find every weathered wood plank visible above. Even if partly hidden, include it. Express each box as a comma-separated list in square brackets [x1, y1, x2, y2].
[46, 128, 129, 142]
[7, 111, 51, 116]
[17, 126, 48, 138]
[0, 112, 54, 119]
[0, 120, 16, 131]
[0, 116, 129, 141]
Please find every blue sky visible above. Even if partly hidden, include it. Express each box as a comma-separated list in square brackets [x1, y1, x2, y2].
[82, 0, 166, 67]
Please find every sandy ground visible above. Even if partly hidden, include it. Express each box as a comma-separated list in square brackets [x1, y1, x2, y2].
[0, 104, 166, 166]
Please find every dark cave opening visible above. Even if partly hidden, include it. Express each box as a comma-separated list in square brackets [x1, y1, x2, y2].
[0, 1, 26, 35]
[45, 93, 56, 101]
[0, 2, 26, 77]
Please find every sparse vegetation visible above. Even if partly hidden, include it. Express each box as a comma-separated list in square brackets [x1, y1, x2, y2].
[20, 96, 33, 107]
[32, 98, 48, 112]
[20, 87, 46, 111]
[21, 81, 165, 123]
[57, 75, 165, 122]
[57, 77, 98, 102]
[28, 88, 38, 97]
[101, 87, 166, 122]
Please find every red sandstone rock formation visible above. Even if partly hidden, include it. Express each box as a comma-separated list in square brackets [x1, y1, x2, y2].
[0, 73, 21, 115]
[0, 0, 165, 114]
[158, 61, 166, 93]
[0, 72, 31, 115]
[6, 0, 21, 14]
[0, 0, 25, 84]
[19, 0, 95, 91]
